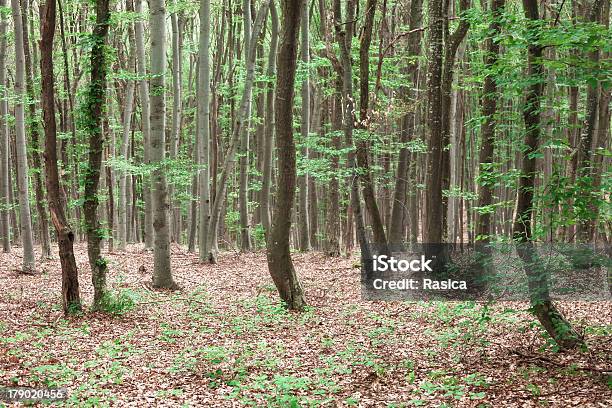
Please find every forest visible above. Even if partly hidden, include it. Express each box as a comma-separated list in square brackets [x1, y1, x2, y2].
[0, 0, 610, 405]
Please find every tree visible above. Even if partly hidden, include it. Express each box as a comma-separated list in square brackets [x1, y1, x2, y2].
[40, 0, 81, 313]
[475, 0, 504, 242]
[150, 0, 176, 289]
[134, 0, 153, 249]
[298, 0, 310, 252]
[10, 0, 36, 273]
[267, 0, 306, 311]
[238, 0, 253, 251]
[198, 0, 211, 262]
[82, 0, 111, 308]
[260, 1, 279, 237]
[514, 0, 583, 350]
[21, 0, 51, 258]
[0, 0, 9, 253]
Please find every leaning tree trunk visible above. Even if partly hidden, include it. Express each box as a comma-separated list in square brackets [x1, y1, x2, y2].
[260, 0, 278, 238]
[514, 0, 583, 350]
[21, 0, 51, 258]
[134, 0, 154, 248]
[150, 0, 176, 289]
[40, 0, 81, 313]
[83, 0, 111, 308]
[198, 0, 212, 262]
[11, 0, 36, 273]
[0, 0, 10, 253]
[267, 0, 306, 311]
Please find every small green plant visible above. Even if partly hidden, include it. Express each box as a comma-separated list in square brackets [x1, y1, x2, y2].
[98, 289, 138, 315]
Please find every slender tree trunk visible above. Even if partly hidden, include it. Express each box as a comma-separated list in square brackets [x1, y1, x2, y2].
[134, 0, 154, 249]
[21, 0, 51, 258]
[238, 0, 253, 251]
[40, 0, 81, 313]
[514, 0, 583, 350]
[119, 64, 135, 250]
[325, 84, 342, 256]
[260, 1, 278, 237]
[356, 0, 387, 248]
[424, 0, 444, 244]
[475, 0, 504, 241]
[298, 0, 310, 251]
[389, 0, 423, 244]
[267, 0, 306, 311]
[83, 0, 110, 308]
[169, 7, 182, 243]
[198, 0, 212, 261]
[0, 0, 10, 253]
[11, 0, 36, 273]
[334, 0, 371, 264]
[575, 0, 603, 242]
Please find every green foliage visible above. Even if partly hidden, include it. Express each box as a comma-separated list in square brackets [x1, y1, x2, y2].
[98, 289, 138, 316]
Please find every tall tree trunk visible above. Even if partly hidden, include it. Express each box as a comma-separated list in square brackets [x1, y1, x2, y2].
[40, 0, 81, 313]
[119, 45, 135, 251]
[0, 0, 10, 253]
[356, 0, 387, 248]
[260, 0, 278, 237]
[21, 0, 51, 258]
[150, 0, 176, 289]
[169, 6, 182, 243]
[238, 0, 253, 251]
[575, 0, 603, 242]
[298, 0, 310, 251]
[334, 0, 372, 264]
[475, 0, 504, 241]
[325, 83, 342, 256]
[83, 0, 111, 308]
[11, 0, 36, 273]
[514, 0, 583, 350]
[134, 0, 154, 249]
[198, 0, 212, 261]
[424, 0, 444, 244]
[388, 0, 423, 244]
[267, 0, 306, 311]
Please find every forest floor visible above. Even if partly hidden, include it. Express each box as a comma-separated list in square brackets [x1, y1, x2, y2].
[0, 244, 611, 407]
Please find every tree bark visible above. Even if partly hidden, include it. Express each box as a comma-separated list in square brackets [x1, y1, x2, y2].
[238, 0, 253, 251]
[298, 0, 310, 251]
[198, 0, 212, 261]
[260, 0, 278, 238]
[134, 0, 154, 249]
[21, 0, 51, 258]
[150, 0, 176, 289]
[0, 0, 10, 253]
[266, 0, 306, 311]
[11, 0, 36, 272]
[388, 0, 423, 244]
[83, 0, 111, 308]
[40, 0, 81, 313]
[475, 0, 504, 241]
